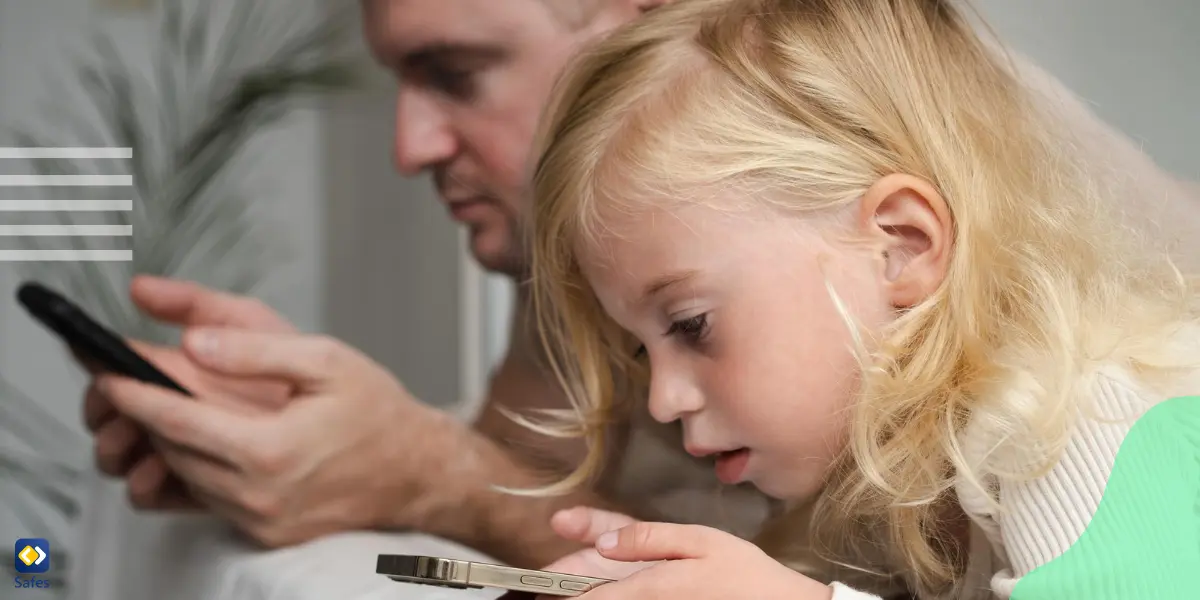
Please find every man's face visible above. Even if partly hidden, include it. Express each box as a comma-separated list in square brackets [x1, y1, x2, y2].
[362, 0, 642, 275]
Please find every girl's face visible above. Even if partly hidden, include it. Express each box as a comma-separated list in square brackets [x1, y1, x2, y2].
[579, 200, 887, 500]
[578, 180, 951, 501]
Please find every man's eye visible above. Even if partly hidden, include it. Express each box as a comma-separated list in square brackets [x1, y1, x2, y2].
[426, 67, 476, 100]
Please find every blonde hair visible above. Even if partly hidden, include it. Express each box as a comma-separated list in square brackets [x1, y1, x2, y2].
[522, 0, 1200, 596]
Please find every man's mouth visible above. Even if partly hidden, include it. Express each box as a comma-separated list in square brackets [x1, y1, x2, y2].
[445, 197, 491, 221]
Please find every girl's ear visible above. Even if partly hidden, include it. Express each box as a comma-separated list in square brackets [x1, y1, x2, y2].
[856, 174, 953, 308]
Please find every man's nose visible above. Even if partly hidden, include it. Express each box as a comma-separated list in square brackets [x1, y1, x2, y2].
[392, 89, 457, 176]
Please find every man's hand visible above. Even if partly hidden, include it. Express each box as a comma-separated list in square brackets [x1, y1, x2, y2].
[81, 277, 619, 567]
[97, 325, 472, 548]
[83, 276, 296, 510]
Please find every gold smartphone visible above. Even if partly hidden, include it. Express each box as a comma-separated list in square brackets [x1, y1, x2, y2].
[376, 554, 613, 596]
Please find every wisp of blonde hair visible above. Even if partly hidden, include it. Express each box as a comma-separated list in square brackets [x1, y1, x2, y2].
[518, 0, 1200, 596]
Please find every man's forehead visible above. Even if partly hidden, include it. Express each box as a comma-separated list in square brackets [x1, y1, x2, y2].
[363, 0, 550, 48]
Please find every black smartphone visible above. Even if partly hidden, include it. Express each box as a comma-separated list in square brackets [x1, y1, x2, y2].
[16, 280, 192, 396]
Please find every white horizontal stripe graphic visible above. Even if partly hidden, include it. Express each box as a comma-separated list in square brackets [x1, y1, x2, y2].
[0, 250, 132, 262]
[0, 147, 133, 159]
[0, 175, 132, 186]
[0, 225, 132, 236]
[0, 200, 133, 211]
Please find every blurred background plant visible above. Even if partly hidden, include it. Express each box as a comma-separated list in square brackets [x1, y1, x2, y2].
[0, 0, 359, 593]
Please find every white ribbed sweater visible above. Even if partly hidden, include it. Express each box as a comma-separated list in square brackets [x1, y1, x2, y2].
[829, 363, 1199, 600]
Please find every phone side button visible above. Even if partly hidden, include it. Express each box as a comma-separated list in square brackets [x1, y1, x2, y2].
[520, 576, 553, 587]
[559, 581, 591, 592]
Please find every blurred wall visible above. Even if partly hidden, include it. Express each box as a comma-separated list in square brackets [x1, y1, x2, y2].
[976, 0, 1199, 180]
[321, 81, 470, 414]
[321, 82, 516, 419]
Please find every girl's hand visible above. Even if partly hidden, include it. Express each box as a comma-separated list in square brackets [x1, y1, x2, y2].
[511, 507, 658, 600]
[580, 521, 835, 599]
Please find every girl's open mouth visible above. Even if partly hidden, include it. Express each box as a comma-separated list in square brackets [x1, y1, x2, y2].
[715, 448, 751, 484]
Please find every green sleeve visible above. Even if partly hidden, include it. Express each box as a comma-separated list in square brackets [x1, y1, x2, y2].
[1012, 395, 1200, 599]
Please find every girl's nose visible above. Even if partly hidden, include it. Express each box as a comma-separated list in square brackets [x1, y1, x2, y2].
[647, 369, 704, 423]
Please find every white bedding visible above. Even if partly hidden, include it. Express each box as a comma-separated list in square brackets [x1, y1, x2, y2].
[203, 529, 505, 600]
[74, 498, 505, 600]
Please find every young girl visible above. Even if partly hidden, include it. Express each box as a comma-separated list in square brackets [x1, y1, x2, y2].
[520, 0, 1200, 598]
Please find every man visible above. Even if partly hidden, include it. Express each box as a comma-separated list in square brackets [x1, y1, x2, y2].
[84, 0, 1200, 587]
[86, 0, 768, 576]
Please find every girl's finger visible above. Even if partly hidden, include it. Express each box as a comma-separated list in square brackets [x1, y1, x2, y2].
[551, 506, 640, 544]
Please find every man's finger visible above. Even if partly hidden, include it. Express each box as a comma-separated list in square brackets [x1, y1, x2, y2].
[84, 383, 117, 431]
[126, 454, 201, 512]
[94, 416, 145, 476]
[130, 275, 294, 332]
[181, 328, 354, 390]
[99, 374, 256, 466]
[552, 507, 640, 544]
[156, 444, 246, 508]
[188, 486, 260, 530]
[594, 522, 734, 563]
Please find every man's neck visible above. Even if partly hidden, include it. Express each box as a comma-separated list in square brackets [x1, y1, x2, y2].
[507, 280, 548, 368]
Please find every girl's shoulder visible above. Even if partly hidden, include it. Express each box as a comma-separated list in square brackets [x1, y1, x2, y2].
[953, 356, 1200, 598]
[958, 322, 1200, 495]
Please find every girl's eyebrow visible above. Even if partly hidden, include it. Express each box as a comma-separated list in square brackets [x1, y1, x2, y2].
[639, 269, 700, 306]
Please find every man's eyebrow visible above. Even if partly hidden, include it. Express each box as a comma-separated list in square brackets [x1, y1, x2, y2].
[398, 42, 508, 70]
[639, 269, 700, 304]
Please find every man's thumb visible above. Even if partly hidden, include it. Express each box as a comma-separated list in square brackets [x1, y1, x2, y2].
[551, 507, 639, 544]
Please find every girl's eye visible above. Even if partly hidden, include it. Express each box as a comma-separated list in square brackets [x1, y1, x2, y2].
[631, 313, 710, 358]
[666, 313, 709, 344]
